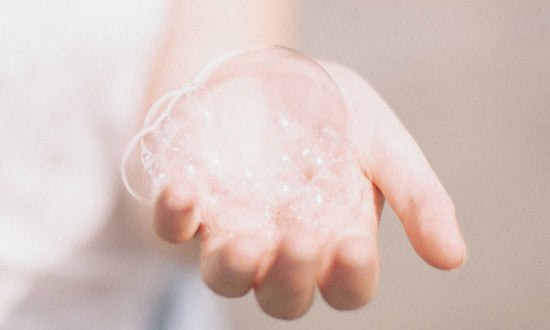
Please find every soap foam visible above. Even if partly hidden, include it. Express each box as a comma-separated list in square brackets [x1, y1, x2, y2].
[122, 46, 368, 237]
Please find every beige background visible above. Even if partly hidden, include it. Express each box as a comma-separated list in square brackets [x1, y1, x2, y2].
[227, 1, 550, 329]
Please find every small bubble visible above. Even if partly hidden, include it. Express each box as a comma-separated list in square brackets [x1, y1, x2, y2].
[282, 185, 290, 193]
[280, 118, 289, 127]
[316, 194, 323, 204]
[316, 157, 324, 165]
[282, 154, 290, 162]
[301, 148, 310, 156]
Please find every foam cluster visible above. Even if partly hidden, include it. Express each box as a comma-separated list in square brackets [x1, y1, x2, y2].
[122, 46, 367, 235]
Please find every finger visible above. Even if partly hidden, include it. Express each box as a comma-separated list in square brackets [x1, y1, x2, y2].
[317, 175, 381, 310]
[319, 236, 379, 310]
[254, 229, 320, 320]
[154, 183, 200, 243]
[320, 62, 465, 270]
[200, 233, 263, 297]
[367, 109, 465, 270]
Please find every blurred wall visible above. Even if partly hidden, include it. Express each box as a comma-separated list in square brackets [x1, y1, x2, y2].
[228, 1, 550, 329]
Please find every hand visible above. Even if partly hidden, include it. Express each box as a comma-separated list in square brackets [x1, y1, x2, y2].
[153, 61, 466, 319]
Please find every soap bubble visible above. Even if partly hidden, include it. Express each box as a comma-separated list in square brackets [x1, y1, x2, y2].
[122, 46, 367, 234]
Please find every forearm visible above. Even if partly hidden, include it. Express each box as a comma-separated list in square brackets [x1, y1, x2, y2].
[145, 0, 294, 110]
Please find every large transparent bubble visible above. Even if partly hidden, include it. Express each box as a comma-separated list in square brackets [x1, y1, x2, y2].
[122, 46, 367, 235]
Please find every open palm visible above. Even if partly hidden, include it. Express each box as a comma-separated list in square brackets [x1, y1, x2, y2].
[153, 61, 465, 320]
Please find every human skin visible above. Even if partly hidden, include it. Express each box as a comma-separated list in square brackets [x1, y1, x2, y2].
[149, 0, 465, 321]
[153, 60, 466, 319]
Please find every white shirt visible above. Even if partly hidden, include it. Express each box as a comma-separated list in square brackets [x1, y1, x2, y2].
[0, 1, 227, 328]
